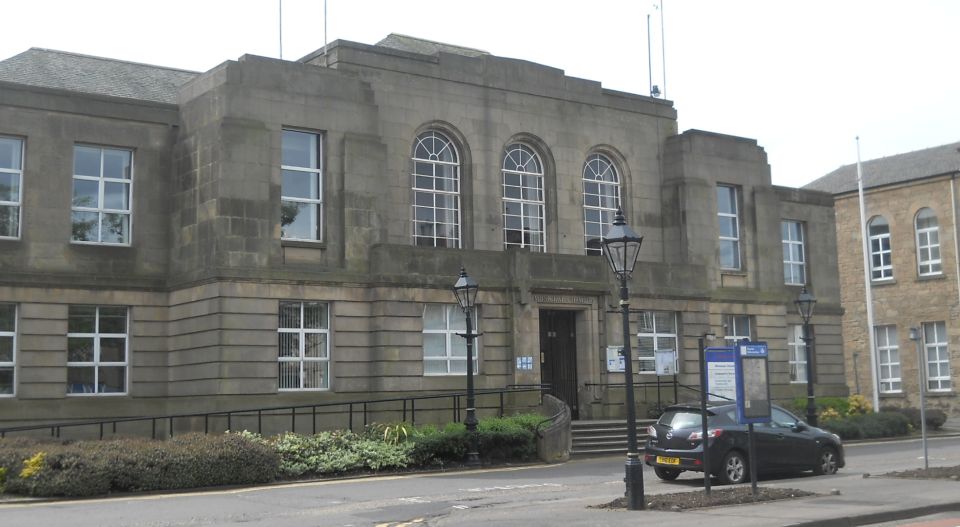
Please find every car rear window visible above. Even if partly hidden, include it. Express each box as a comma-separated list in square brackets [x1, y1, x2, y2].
[658, 410, 702, 429]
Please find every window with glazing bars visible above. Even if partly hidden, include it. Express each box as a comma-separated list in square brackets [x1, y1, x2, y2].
[915, 208, 941, 276]
[67, 306, 128, 395]
[582, 154, 620, 255]
[787, 324, 807, 383]
[281, 130, 323, 241]
[923, 321, 951, 391]
[875, 325, 901, 392]
[278, 301, 329, 390]
[502, 144, 545, 252]
[423, 304, 479, 375]
[782, 220, 806, 285]
[0, 304, 15, 396]
[868, 217, 893, 280]
[0, 137, 23, 239]
[72, 146, 132, 244]
[635, 311, 677, 373]
[717, 185, 740, 269]
[411, 131, 461, 248]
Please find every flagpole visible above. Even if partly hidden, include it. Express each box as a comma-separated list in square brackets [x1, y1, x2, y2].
[856, 136, 880, 412]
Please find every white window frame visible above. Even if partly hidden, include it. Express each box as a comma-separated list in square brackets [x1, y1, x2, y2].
[782, 220, 806, 285]
[717, 185, 741, 270]
[787, 324, 807, 383]
[66, 306, 129, 396]
[582, 153, 621, 255]
[411, 131, 461, 248]
[423, 304, 479, 376]
[868, 217, 893, 281]
[71, 145, 133, 246]
[723, 314, 751, 347]
[0, 136, 24, 240]
[915, 208, 942, 276]
[278, 301, 330, 391]
[502, 144, 545, 252]
[0, 303, 16, 397]
[875, 325, 901, 393]
[281, 129, 324, 242]
[636, 311, 678, 374]
[923, 321, 951, 392]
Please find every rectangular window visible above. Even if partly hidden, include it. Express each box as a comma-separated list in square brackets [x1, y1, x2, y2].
[868, 220, 893, 280]
[636, 311, 678, 374]
[787, 324, 807, 383]
[875, 325, 901, 393]
[72, 145, 133, 244]
[723, 314, 752, 346]
[0, 136, 24, 239]
[281, 130, 323, 241]
[782, 220, 806, 285]
[0, 304, 15, 396]
[67, 306, 128, 395]
[423, 304, 479, 375]
[717, 185, 741, 270]
[916, 212, 942, 276]
[278, 301, 329, 390]
[923, 321, 951, 392]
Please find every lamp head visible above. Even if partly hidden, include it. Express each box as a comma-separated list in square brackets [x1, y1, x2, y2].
[452, 267, 479, 311]
[795, 286, 816, 322]
[601, 208, 644, 280]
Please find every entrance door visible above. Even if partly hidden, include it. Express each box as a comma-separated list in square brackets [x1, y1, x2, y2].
[539, 310, 579, 419]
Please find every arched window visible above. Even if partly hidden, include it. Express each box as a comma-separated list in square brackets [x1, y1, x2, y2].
[411, 131, 461, 248]
[868, 216, 893, 280]
[915, 208, 941, 276]
[582, 153, 621, 255]
[502, 144, 545, 252]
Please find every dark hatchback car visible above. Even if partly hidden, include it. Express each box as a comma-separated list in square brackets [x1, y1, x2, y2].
[644, 403, 844, 484]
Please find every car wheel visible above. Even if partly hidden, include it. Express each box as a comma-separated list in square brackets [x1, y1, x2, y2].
[654, 466, 682, 481]
[813, 446, 839, 475]
[719, 450, 748, 485]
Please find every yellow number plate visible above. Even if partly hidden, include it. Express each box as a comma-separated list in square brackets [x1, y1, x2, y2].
[656, 456, 680, 465]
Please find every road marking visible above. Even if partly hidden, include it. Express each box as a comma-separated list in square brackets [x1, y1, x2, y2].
[399, 497, 431, 504]
[452, 505, 469, 509]
[460, 483, 562, 493]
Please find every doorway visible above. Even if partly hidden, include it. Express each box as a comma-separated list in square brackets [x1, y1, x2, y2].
[539, 310, 579, 419]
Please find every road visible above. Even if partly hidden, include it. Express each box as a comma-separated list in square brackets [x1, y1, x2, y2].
[0, 435, 957, 527]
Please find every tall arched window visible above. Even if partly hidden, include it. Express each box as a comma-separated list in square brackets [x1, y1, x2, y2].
[502, 144, 545, 252]
[868, 216, 893, 280]
[411, 131, 461, 248]
[582, 153, 621, 255]
[915, 208, 941, 276]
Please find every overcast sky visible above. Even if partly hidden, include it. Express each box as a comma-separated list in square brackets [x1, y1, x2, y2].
[1, 0, 957, 188]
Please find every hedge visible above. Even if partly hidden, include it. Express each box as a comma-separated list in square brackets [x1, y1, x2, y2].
[821, 411, 911, 440]
[0, 433, 278, 497]
[880, 406, 947, 431]
[0, 413, 543, 498]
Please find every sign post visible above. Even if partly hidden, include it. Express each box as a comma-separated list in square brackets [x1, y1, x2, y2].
[735, 342, 771, 495]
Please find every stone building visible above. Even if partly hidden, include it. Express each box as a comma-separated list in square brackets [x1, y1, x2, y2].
[0, 34, 845, 431]
[806, 142, 960, 415]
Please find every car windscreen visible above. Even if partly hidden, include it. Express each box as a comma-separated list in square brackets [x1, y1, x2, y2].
[658, 410, 702, 429]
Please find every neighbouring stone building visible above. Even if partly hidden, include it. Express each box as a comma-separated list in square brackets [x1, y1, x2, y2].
[0, 34, 846, 433]
[806, 142, 960, 415]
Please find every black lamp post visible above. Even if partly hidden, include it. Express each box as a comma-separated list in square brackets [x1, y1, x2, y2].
[795, 286, 817, 427]
[601, 208, 645, 511]
[453, 267, 481, 466]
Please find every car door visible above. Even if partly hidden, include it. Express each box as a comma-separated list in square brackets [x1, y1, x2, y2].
[767, 407, 816, 469]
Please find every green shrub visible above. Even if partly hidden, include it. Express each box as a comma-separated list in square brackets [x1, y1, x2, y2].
[792, 396, 850, 416]
[272, 431, 412, 477]
[477, 417, 536, 461]
[410, 423, 467, 465]
[0, 466, 6, 494]
[881, 406, 947, 431]
[821, 411, 910, 440]
[0, 433, 278, 497]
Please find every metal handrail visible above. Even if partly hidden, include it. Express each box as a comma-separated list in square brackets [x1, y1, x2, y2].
[0, 385, 547, 440]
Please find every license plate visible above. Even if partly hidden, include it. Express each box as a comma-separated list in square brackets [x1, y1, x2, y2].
[656, 456, 680, 465]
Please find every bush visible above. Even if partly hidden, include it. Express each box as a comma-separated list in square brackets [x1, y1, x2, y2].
[847, 394, 873, 415]
[477, 417, 536, 461]
[272, 430, 412, 477]
[410, 422, 468, 466]
[822, 411, 910, 440]
[791, 396, 850, 416]
[408, 414, 541, 465]
[0, 466, 6, 494]
[0, 433, 279, 497]
[880, 406, 947, 431]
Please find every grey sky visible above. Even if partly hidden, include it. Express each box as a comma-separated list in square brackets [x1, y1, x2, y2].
[2, 0, 956, 188]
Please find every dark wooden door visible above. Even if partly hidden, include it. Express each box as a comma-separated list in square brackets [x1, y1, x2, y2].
[539, 310, 579, 419]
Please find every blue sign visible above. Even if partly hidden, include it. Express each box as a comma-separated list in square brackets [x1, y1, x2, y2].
[734, 341, 771, 424]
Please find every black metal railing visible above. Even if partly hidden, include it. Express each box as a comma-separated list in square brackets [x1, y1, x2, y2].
[0, 385, 547, 441]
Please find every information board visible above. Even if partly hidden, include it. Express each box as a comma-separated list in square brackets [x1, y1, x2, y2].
[735, 342, 771, 424]
[606, 346, 625, 372]
[705, 347, 736, 402]
[655, 349, 677, 376]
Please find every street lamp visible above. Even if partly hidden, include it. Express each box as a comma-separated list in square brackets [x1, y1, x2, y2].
[453, 266, 481, 466]
[795, 286, 817, 427]
[601, 208, 645, 511]
[908, 327, 929, 470]
[697, 331, 716, 496]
